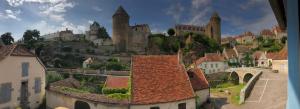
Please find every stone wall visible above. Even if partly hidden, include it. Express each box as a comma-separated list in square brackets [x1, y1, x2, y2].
[46, 91, 128, 109]
[195, 89, 210, 106]
[239, 71, 263, 104]
[0, 56, 46, 109]
[130, 98, 196, 109]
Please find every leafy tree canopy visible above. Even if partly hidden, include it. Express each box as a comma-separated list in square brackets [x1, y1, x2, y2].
[0, 32, 14, 45]
[167, 28, 175, 36]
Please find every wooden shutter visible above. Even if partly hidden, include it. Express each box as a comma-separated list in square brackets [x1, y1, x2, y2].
[0, 83, 12, 104]
[22, 62, 29, 77]
[34, 78, 41, 93]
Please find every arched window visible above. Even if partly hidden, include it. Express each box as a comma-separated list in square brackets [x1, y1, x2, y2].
[74, 101, 90, 109]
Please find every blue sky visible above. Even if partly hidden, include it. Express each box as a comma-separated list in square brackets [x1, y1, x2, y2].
[0, 0, 277, 40]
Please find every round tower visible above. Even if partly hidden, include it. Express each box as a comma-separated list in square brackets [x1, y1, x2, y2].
[112, 6, 130, 52]
[209, 12, 221, 44]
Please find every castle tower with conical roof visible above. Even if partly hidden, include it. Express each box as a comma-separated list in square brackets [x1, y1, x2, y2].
[112, 6, 130, 52]
[206, 12, 221, 44]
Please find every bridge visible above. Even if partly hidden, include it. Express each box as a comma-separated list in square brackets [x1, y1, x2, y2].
[225, 67, 263, 84]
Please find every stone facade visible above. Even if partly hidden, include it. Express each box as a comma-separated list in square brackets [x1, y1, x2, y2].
[42, 28, 75, 41]
[195, 53, 228, 74]
[112, 6, 151, 53]
[130, 98, 196, 109]
[0, 45, 46, 109]
[175, 12, 221, 44]
[234, 32, 256, 44]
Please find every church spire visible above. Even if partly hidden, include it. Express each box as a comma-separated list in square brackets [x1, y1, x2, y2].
[113, 6, 129, 17]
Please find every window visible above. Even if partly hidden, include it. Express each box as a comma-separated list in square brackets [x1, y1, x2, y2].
[204, 64, 207, 68]
[216, 63, 218, 68]
[178, 103, 186, 109]
[211, 64, 213, 68]
[150, 107, 160, 109]
[0, 83, 12, 104]
[22, 62, 29, 77]
[34, 77, 41, 93]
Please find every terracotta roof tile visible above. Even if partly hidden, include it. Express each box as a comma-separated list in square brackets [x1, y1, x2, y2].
[50, 78, 81, 88]
[195, 53, 225, 65]
[252, 51, 264, 60]
[267, 46, 288, 60]
[187, 68, 209, 91]
[131, 55, 195, 104]
[105, 76, 129, 89]
[260, 29, 275, 36]
[0, 44, 35, 61]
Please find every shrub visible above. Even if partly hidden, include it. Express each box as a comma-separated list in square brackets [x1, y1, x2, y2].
[46, 72, 63, 84]
[102, 88, 128, 94]
[107, 93, 130, 100]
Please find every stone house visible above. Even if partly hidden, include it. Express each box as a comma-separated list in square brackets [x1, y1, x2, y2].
[260, 29, 275, 39]
[252, 51, 272, 68]
[272, 25, 287, 40]
[195, 53, 228, 74]
[0, 44, 46, 109]
[267, 46, 288, 73]
[187, 68, 209, 106]
[131, 55, 201, 109]
[222, 48, 239, 66]
[234, 32, 256, 44]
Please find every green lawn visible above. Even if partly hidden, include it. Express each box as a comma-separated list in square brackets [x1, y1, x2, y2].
[211, 82, 245, 105]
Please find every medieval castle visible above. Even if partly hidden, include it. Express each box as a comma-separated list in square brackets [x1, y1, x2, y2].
[112, 6, 151, 53]
[41, 6, 221, 54]
[175, 12, 221, 44]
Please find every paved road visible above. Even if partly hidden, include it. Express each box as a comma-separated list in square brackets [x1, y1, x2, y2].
[212, 69, 287, 109]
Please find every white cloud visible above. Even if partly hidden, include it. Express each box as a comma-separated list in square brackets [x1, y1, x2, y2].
[6, 0, 63, 7]
[88, 20, 93, 24]
[92, 6, 103, 12]
[186, 0, 212, 25]
[188, 7, 211, 25]
[166, 2, 184, 23]
[39, 0, 75, 22]
[191, 0, 211, 9]
[30, 20, 88, 35]
[0, 9, 21, 21]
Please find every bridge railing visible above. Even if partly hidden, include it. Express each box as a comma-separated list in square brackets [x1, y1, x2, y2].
[239, 71, 263, 104]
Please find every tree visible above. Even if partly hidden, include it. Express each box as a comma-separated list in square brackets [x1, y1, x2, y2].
[98, 27, 110, 39]
[0, 32, 14, 45]
[167, 28, 175, 36]
[242, 52, 254, 67]
[23, 29, 42, 49]
[281, 36, 287, 44]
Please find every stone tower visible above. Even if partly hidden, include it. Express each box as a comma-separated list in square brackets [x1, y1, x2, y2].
[206, 12, 221, 44]
[112, 6, 130, 52]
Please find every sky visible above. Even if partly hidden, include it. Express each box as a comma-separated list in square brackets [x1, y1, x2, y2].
[0, 0, 277, 40]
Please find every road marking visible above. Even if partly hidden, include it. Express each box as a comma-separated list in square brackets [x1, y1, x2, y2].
[258, 79, 269, 103]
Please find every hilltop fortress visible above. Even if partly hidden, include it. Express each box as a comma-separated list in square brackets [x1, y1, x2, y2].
[175, 12, 221, 44]
[112, 6, 151, 53]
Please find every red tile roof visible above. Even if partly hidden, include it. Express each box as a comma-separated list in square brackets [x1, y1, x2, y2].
[105, 76, 129, 89]
[0, 44, 35, 61]
[195, 53, 225, 65]
[267, 45, 288, 60]
[260, 29, 275, 36]
[187, 68, 209, 91]
[252, 51, 264, 60]
[131, 55, 195, 104]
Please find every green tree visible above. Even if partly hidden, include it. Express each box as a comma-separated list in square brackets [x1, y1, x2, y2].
[242, 52, 254, 67]
[281, 36, 287, 44]
[98, 27, 110, 39]
[167, 28, 175, 36]
[23, 29, 42, 49]
[0, 32, 14, 45]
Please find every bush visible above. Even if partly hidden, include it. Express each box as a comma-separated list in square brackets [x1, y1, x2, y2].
[102, 88, 128, 94]
[46, 72, 63, 84]
[107, 93, 130, 100]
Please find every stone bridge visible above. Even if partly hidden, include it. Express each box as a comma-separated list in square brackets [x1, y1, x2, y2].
[226, 67, 263, 84]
